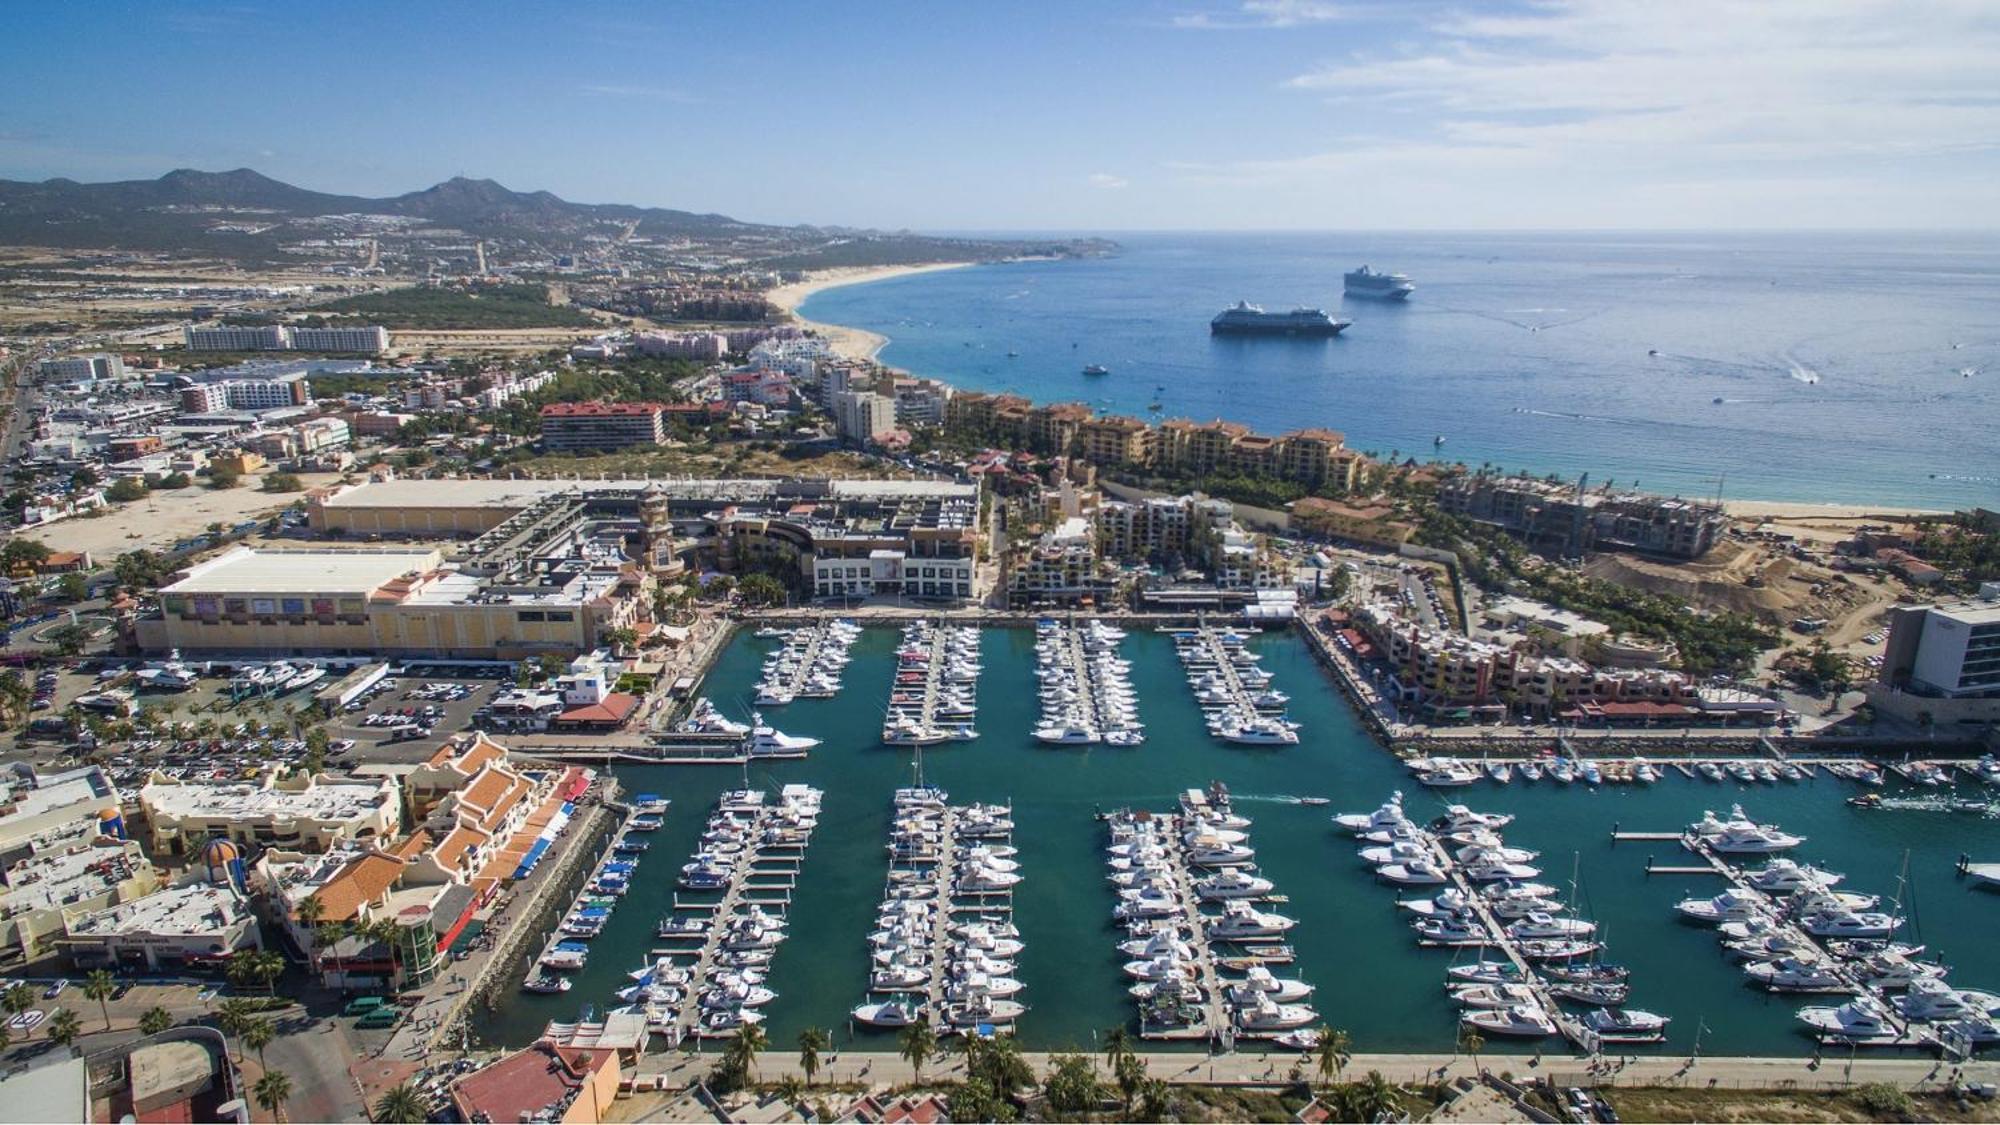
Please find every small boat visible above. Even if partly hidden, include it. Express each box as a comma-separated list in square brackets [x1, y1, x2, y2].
[851, 1000, 923, 1027]
[1584, 1007, 1671, 1042]
[1461, 1004, 1558, 1038]
[1082, 364, 1109, 376]
[522, 975, 572, 994]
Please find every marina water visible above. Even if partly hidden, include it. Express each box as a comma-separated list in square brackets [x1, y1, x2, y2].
[489, 627, 2000, 1057]
[801, 232, 2000, 510]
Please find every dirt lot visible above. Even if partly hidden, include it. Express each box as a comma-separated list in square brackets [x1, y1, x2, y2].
[38, 472, 343, 560]
[1603, 1085, 2000, 1123]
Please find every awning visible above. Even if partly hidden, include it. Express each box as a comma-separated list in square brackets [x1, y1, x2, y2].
[510, 838, 553, 880]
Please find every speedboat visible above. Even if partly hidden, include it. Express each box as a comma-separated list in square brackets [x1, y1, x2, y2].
[1445, 961, 1525, 986]
[1335, 793, 1407, 834]
[1797, 997, 1903, 1043]
[1222, 966, 1314, 1004]
[522, 975, 572, 994]
[1233, 992, 1317, 1030]
[1743, 958, 1849, 992]
[1460, 1004, 1557, 1038]
[1675, 889, 1772, 926]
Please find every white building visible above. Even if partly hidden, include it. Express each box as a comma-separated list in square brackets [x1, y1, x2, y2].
[1887, 586, 2000, 698]
[811, 549, 975, 601]
[38, 354, 125, 384]
[288, 325, 391, 354]
[185, 325, 289, 351]
[137, 770, 402, 855]
[832, 390, 897, 444]
[1008, 516, 1111, 606]
[893, 380, 954, 427]
[60, 883, 262, 971]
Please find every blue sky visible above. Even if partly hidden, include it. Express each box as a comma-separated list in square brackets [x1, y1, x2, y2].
[3, 1, 1996, 230]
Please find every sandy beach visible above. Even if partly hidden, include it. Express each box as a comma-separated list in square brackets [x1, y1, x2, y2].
[767, 261, 973, 361]
[1722, 499, 1949, 521]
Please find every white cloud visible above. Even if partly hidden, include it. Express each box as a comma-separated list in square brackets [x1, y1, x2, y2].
[1172, 0, 1350, 30]
[1087, 172, 1130, 190]
[1172, 0, 2000, 225]
[579, 83, 699, 103]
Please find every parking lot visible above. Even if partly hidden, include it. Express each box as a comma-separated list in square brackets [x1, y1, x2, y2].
[321, 672, 502, 749]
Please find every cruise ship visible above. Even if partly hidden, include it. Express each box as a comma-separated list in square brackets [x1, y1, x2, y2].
[1343, 266, 1415, 300]
[1209, 302, 1350, 337]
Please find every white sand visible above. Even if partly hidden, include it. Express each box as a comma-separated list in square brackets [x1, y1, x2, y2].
[1722, 500, 1948, 521]
[767, 262, 973, 361]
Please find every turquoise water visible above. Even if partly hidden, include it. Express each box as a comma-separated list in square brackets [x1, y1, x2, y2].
[800, 233, 2000, 509]
[488, 627, 2000, 1056]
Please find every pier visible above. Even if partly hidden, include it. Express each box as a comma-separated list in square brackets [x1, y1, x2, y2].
[1168, 621, 1300, 745]
[754, 619, 859, 706]
[1032, 618, 1143, 745]
[882, 620, 980, 745]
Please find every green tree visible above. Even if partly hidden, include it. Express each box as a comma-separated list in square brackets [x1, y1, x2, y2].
[1042, 1052, 1103, 1116]
[262, 472, 305, 493]
[253, 1070, 293, 1123]
[371, 1083, 428, 1123]
[3, 982, 35, 1036]
[46, 621, 93, 657]
[737, 573, 789, 608]
[775, 1075, 806, 1107]
[1459, 1026, 1486, 1074]
[159, 472, 192, 489]
[242, 1017, 275, 1067]
[1315, 1026, 1352, 1089]
[83, 969, 117, 1030]
[216, 997, 257, 1039]
[1134, 1078, 1171, 1121]
[46, 1008, 81, 1049]
[1330, 1071, 1402, 1123]
[56, 572, 89, 603]
[735, 1021, 767, 1080]
[949, 1076, 1015, 1123]
[897, 1021, 937, 1083]
[0, 538, 51, 575]
[226, 948, 285, 996]
[208, 464, 242, 490]
[139, 1006, 175, 1036]
[797, 1026, 829, 1086]
[105, 477, 149, 503]
[1113, 1051, 1148, 1116]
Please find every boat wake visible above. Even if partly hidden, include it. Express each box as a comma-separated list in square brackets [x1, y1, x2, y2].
[1783, 354, 1822, 385]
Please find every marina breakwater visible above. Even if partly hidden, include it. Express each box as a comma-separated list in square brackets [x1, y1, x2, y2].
[483, 624, 2000, 1058]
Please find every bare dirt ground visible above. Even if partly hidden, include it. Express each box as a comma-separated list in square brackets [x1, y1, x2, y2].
[31, 472, 343, 559]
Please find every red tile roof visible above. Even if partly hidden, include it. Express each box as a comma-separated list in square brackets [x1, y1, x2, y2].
[558, 693, 640, 725]
[540, 401, 665, 417]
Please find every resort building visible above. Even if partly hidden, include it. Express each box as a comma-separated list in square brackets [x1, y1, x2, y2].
[286, 325, 391, 354]
[184, 324, 289, 351]
[254, 838, 483, 990]
[1008, 516, 1114, 607]
[59, 883, 262, 971]
[539, 401, 666, 452]
[1437, 473, 1726, 559]
[38, 354, 126, 383]
[1289, 498, 1416, 549]
[1074, 415, 1154, 467]
[1880, 586, 2000, 699]
[891, 378, 954, 427]
[832, 389, 898, 444]
[136, 770, 402, 856]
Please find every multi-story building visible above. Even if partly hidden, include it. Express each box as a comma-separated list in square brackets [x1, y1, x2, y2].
[1157, 419, 1253, 475]
[60, 882, 263, 971]
[832, 390, 898, 444]
[1, 830, 160, 967]
[1075, 415, 1154, 467]
[1289, 498, 1416, 549]
[1098, 496, 1198, 562]
[1007, 517, 1113, 606]
[0, 766, 122, 867]
[891, 379, 954, 427]
[721, 369, 793, 407]
[136, 770, 402, 856]
[250, 418, 351, 462]
[175, 369, 311, 412]
[634, 332, 728, 361]
[1437, 473, 1726, 559]
[1880, 586, 2000, 699]
[539, 401, 666, 452]
[185, 325, 290, 351]
[1275, 428, 1350, 488]
[38, 354, 126, 384]
[287, 325, 391, 354]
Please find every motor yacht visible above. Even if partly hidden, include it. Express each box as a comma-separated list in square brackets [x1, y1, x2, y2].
[1334, 793, 1407, 834]
[1450, 983, 1541, 1009]
[1549, 980, 1630, 1006]
[1797, 997, 1903, 1042]
[1461, 1004, 1558, 1038]
[1800, 909, 1903, 940]
[1377, 860, 1449, 886]
[1690, 806, 1806, 853]
[1675, 889, 1772, 925]
[1743, 957, 1849, 992]
[1584, 1008, 1671, 1042]
[1742, 859, 1844, 892]
[1445, 961, 1525, 986]
[1196, 869, 1276, 900]
[1507, 913, 1597, 940]
[1223, 966, 1314, 1004]
[1233, 992, 1317, 1030]
[1208, 902, 1297, 940]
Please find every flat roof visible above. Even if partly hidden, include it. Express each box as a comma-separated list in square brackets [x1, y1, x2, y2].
[1931, 599, 2000, 627]
[141, 775, 393, 824]
[318, 477, 976, 511]
[161, 547, 440, 596]
[66, 883, 250, 937]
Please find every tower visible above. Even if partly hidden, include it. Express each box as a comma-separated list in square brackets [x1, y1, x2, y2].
[635, 482, 672, 571]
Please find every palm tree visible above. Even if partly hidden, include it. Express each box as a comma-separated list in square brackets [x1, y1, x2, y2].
[83, 969, 117, 1031]
[3, 983, 34, 1039]
[0, 1025, 12, 1054]
[1100, 1025, 1133, 1070]
[736, 1021, 768, 1081]
[139, 1006, 174, 1036]
[371, 1082, 428, 1123]
[797, 1026, 829, 1087]
[1332, 1070, 1402, 1122]
[1315, 1026, 1352, 1089]
[46, 1008, 81, 1049]
[897, 1021, 937, 1083]
[294, 894, 327, 973]
[254, 1070, 293, 1123]
[1135, 1077, 1172, 1121]
[1459, 1026, 1486, 1074]
[216, 997, 256, 1040]
[775, 1075, 806, 1107]
[242, 1017, 275, 1068]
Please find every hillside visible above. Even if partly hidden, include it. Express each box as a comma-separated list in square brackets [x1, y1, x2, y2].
[0, 168, 1112, 270]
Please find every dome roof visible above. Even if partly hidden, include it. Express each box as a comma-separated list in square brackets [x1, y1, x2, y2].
[199, 838, 242, 865]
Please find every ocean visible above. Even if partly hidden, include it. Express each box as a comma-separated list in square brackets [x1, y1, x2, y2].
[487, 627, 2000, 1058]
[799, 232, 2000, 510]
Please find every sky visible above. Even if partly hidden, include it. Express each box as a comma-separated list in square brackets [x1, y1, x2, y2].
[2, 0, 1997, 231]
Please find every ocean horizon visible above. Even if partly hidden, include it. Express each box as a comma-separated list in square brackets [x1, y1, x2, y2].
[800, 231, 2000, 510]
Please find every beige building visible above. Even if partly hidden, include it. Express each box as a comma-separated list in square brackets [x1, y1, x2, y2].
[1, 833, 160, 967]
[137, 770, 402, 856]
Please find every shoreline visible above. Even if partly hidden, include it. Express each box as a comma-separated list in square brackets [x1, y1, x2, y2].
[768, 261, 974, 362]
[779, 264, 1970, 517]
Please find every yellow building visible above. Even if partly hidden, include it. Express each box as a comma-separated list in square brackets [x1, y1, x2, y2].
[1074, 415, 1154, 467]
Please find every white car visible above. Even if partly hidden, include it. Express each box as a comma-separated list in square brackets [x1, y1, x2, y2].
[43, 978, 69, 1000]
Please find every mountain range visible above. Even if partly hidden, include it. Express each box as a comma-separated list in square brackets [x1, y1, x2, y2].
[0, 168, 1105, 267]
